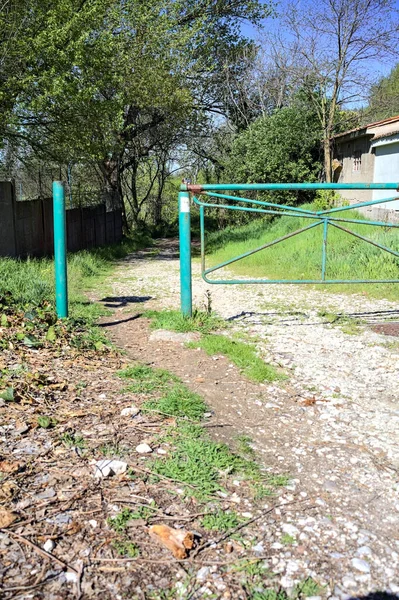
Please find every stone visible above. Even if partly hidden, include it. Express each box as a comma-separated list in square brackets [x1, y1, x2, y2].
[196, 566, 210, 581]
[120, 405, 140, 417]
[356, 546, 372, 556]
[43, 539, 55, 552]
[135, 443, 153, 454]
[92, 459, 128, 478]
[351, 558, 370, 573]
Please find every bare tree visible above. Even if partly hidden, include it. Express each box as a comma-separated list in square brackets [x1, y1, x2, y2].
[266, 0, 399, 181]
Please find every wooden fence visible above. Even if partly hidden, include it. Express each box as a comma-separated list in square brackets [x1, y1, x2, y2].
[0, 182, 123, 258]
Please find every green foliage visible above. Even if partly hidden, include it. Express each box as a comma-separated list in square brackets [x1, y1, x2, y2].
[201, 510, 243, 532]
[189, 334, 285, 383]
[61, 432, 86, 449]
[108, 508, 134, 533]
[111, 539, 139, 558]
[313, 190, 340, 211]
[37, 415, 57, 429]
[144, 309, 225, 334]
[225, 105, 322, 204]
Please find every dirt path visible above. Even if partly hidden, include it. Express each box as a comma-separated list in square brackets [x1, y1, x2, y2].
[97, 238, 399, 598]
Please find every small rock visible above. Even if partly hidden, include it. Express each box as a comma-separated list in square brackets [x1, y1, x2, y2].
[65, 571, 78, 583]
[88, 520, 97, 529]
[92, 459, 128, 478]
[252, 541, 264, 554]
[43, 539, 55, 552]
[120, 405, 140, 417]
[356, 546, 372, 556]
[351, 558, 370, 573]
[341, 576, 357, 589]
[203, 412, 212, 418]
[196, 566, 210, 581]
[136, 443, 153, 454]
[157, 448, 167, 455]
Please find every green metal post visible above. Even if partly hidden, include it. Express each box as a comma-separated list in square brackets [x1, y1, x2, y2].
[179, 190, 192, 317]
[53, 181, 68, 318]
[321, 218, 328, 281]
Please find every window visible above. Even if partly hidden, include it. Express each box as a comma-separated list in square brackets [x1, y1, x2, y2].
[353, 150, 361, 172]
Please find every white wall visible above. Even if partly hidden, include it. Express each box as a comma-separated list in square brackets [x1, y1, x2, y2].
[372, 140, 399, 210]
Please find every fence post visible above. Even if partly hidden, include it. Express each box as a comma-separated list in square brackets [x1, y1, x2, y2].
[179, 190, 192, 317]
[52, 181, 68, 318]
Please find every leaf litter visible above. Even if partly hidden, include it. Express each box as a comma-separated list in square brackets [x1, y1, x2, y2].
[0, 299, 311, 600]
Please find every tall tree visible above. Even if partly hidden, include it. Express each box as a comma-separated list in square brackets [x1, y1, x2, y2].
[366, 63, 399, 122]
[266, 0, 399, 181]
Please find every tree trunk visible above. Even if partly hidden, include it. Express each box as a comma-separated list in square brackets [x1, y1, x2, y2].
[323, 137, 332, 183]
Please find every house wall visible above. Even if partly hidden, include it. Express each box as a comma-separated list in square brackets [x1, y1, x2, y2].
[335, 135, 374, 206]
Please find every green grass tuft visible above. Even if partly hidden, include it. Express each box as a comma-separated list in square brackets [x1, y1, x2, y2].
[189, 334, 285, 383]
[152, 423, 259, 499]
[144, 308, 226, 334]
[118, 364, 179, 394]
[143, 385, 207, 420]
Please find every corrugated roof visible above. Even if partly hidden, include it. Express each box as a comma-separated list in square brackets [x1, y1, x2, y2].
[333, 114, 399, 140]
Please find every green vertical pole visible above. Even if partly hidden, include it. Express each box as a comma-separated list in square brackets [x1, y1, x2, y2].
[321, 218, 328, 281]
[53, 181, 68, 318]
[179, 190, 192, 317]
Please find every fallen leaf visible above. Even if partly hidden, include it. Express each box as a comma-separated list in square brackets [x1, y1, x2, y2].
[0, 460, 21, 474]
[149, 524, 194, 559]
[0, 509, 18, 528]
[0, 481, 18, 502]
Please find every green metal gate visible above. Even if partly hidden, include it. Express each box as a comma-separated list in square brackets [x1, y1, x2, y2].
[179, 182, 399, 316]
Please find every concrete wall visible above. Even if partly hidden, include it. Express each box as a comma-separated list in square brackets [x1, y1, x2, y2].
[0, 181, 123, 258]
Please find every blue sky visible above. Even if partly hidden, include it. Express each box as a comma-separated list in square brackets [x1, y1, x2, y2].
[240, 0, 399, 83]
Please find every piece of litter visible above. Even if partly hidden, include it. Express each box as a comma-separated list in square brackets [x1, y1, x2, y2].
[149, 524, 194, 559]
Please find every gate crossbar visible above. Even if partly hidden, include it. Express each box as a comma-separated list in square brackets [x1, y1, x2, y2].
[178, 182, 399, 316]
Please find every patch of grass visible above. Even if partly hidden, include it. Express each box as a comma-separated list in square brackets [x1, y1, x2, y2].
[236, 435, 256, 458]
[318, 310, 364, 335]
[294, 577, 321, 598]
[189, 334, 285, 383]
[111, 539, 139, 558]
[118, 364, 179, 394]
[143, 384, 207, 420]
[252, 474, 290, 499]
[207, 206, 399, 301]
[144, 308, 225, 334]
[152, 423, 259, 499]
[60, 432, 86, 449]
[201, 510, 243, 532]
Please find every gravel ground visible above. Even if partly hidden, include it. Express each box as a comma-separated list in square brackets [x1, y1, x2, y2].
[101, 239, 399, 598]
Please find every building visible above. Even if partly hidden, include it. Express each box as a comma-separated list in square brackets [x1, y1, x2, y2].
[333, 115, 399, 221]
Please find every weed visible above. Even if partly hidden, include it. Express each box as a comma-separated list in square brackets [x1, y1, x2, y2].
[143, 384, 207, 420]
[130, 502, 157, 520]
[189, 334, 285, 383]
[252, 474, 289, 499]
[61, 432, 86, 449]
[118, 364, 179, 394]
[108, 508, 134, 532]
[111, 539, 139, 558]
[236, 434, 256, 457]
[294, 577, 321, 597]
[99, 442, 127, 457]
[144, 308, 225, 334]
[201, 510, 243, 532]
[37, 415, 57, 429]
[281, 533, 296, 545]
